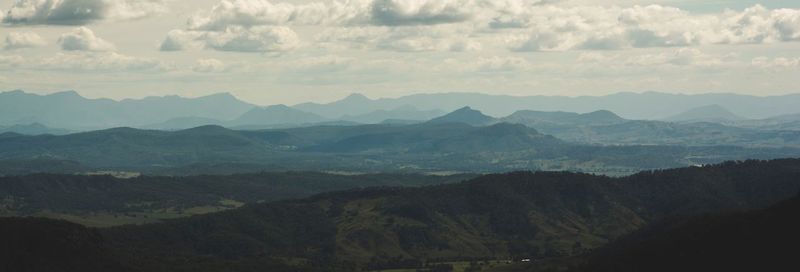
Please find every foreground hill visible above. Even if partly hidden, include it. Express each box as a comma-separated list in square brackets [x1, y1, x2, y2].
[0, 172, 471, 226]
[4, 159, 799, 271]
[578, 192, 800, 272]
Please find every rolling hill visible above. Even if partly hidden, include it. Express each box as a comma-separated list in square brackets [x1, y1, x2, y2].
[579, 192, 800, 272]
[4, 159, 800, 271]
[427, 106, 497, 126]
[1, 122, 799, 175]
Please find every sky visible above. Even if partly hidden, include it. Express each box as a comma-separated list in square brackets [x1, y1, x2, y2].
[1, 0, 799, 105]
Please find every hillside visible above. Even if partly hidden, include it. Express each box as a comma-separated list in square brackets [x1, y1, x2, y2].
[579, 192, 800, 272]
[0, 172, 471, 226]
[1, 124, 799, 175]
[341, 106, 444, 124]
[502, 110, 626, 126]
[665, 104, 745, 123]
[500, 111, 800, 148]
[0, 123, 71, 135]
[427, 107, 497, 126]
[4, 160, 799, 271]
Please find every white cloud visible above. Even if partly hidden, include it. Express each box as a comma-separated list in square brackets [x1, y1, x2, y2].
[287, 55, 352, 73]
[167, 1, 800, 54]
[316, 24, 480, 52]
[0, 54, 25, 69]
[369, 0, 475, 26]
[473, 56, 531, 72]
[192, 58, 226, 73]
[624, 48, 729, 67]
[752, 56, 800, 70]
[37, 52, 170, 72]
[183, 0, 478, 29]
[186, 0, 369, 30]
[509, 5, 800, 51]
[160, 30, 195, 51]
[2, 0, 166, 25]
[4, 32, 47, 50]
[201, 26, 300, 53]
[58, 27, 116, 51]
[2, 50, 171, 73]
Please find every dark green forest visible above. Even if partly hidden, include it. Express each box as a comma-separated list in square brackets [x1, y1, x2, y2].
[2, 159, 800, 271]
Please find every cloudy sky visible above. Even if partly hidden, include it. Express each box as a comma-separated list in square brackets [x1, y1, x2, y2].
[1, 0, 799, 105]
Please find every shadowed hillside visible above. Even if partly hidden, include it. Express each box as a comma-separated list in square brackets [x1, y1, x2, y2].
[3, 159, 798, 271]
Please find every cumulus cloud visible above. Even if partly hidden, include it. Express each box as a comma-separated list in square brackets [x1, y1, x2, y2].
[752, 56, 800, 70]
[2, 0, 166, 25]
[160, 30, 194, 51]
[160, 26, 300, 53]
[37, 52, 170, 72]
[472, 56, 530, 72]
[183, 0, 475, 29]
[0, 54, 25, 69]
[316, 24, 480, 52]
[1, 51, 169, 72]
[509, 5, 800, 51]
[164, 1, 800, 54]
[4, 32, 47, 50]
[186, 0, 368, 30]
[58, 27, 115, 51]
[624, 48, 729, 67]
[201, 26, 300, 52]
[287, 55, 352, 73]
[370, 0, 474, 26]
[192, 58, 226, 73]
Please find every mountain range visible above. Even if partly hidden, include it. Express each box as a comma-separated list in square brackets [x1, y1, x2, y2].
[295, 91, 800, 120]
[4, 90, 800, 132]
[1, 120, 799, 176]
[0, 90, 255, 130]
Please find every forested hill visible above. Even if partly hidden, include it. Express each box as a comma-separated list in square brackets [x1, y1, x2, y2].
[578, 192, 800, 272]
[2, 123, 799, 175]
[0, 172, 472, 226]
[3, 159, 799, 271]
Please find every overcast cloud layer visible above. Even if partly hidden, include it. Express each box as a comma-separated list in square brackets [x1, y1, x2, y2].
[1, 0, 800, 105]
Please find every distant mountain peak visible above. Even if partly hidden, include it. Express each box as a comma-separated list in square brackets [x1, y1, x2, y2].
[200, 92, 238, 100]
[338, 93, 372, 103]
[48, 90, 82, 97]
[232, 104, 325, 126]
[428, 106, 496, 126]
[178, 125, 230, 133]
[2, 89, 25, 95]
[584, 110, 625, 121]
[263, 104, 292, 110]
[666, 104, 744, 123]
